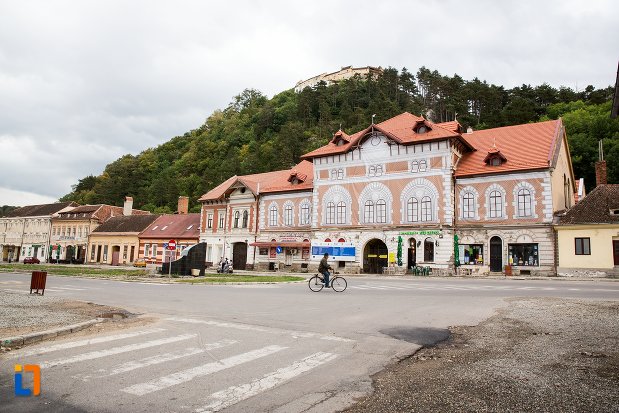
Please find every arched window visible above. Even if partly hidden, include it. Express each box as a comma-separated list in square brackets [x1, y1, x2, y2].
[300, 203, 311, 225]
[376, 199, 387, 223]
[489, 190, 503, 218]
[326, 202, 335, 225]
[421, 196, 432, 221]
[336, 201, 346, 224]
[233, 211, 240, 228]
[517, 189, 532, 217]
[463, 192, 475, 219]
[407, 197, 419, 222]
[242, 210, 248, 228]
[284, 204, 293, 226]
[269, 205, 278, 226]
[364, 200, 374, 223]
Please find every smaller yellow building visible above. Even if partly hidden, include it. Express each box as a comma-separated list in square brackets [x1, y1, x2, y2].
[88, 214, 158, 265]
[556, 185, 619, 276]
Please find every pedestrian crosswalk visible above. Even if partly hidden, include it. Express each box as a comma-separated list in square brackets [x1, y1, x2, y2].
[3, 320, 343, 412]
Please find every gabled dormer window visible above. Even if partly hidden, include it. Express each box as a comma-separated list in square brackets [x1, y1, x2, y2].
[413, 120, 432, 134]
[484, 151, 507, 166]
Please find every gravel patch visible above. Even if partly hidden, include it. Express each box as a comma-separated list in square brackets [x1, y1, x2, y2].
[345, 297, 619, 413]
[0, 291, 118, 337]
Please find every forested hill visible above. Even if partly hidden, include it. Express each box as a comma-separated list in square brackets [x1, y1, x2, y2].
[60, 67, 619, 213]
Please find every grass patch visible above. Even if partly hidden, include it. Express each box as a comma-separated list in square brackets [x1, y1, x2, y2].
[176, 275, 305, 283]
[0, 263, 148, 277]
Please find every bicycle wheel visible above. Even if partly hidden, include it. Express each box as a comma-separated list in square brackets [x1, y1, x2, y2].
[308, 275, 324, 292]
[331, 276, 347, 292]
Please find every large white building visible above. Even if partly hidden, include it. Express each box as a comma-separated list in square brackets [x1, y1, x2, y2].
[199, 112, 575, 275]
[0, 202, 77, 263]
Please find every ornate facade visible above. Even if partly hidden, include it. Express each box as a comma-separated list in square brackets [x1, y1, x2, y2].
[199, 112, 575, 275]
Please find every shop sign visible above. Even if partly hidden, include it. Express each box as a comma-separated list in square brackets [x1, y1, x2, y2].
[399, 230, 442, 236]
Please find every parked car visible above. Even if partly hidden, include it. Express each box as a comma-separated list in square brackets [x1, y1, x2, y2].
[133, 258, 147, 268]
[23, 257, 40, 264]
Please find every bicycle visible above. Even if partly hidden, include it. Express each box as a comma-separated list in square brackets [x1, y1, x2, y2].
[308, 272, 347, 292]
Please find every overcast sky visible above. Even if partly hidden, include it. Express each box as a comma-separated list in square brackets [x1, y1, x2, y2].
[1, 0, 617, 206]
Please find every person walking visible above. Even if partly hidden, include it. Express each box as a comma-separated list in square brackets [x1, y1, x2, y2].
[318, 252, 333, 288]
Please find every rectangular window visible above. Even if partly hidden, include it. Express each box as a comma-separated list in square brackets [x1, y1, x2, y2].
[508, 243, 539, 266]
[207, 245, 212, 262]
[458, 244, 484, 265]
[259, 248, 269, 256]
[574, 238, 591, 255]
[144, 244, 150, 257]
[90, 245, 96, 261]
[103, 245, 108, 262]
[218, 214, 225, 229]
[207, 214, 213, 229]
[123, 245, 128, 259]
[152, 244, 158, 258]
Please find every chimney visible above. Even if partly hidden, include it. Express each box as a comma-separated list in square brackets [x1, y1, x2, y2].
[177, 196, 189, 215]
[123, 196, 133, 216]
[595, 160, 607, 187]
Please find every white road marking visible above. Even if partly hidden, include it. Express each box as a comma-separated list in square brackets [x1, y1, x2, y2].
[11, 328, 167, 358]
[73, 339, 239, 381]
[165, 317, 269, 332]
[121, 345, 287, 396]
[167, 317, 355, 343]
[41, 334, 197, 368]
[195, 352, 338, 413]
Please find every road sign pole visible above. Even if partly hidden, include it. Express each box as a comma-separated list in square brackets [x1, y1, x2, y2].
[168, 250, 172, 278]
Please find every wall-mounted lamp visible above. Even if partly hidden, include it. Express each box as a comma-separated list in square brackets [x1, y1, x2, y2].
[417, 241, 421, 247]
[435, 240, 440, 247]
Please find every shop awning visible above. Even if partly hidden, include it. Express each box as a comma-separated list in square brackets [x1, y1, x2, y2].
[249, 241, 311, 248]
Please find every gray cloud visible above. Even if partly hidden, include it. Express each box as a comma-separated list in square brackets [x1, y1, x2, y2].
[0, 0, 617, 206]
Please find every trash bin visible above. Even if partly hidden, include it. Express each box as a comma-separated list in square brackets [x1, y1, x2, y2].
[30, 271, 47, 295]
[504, 265, 512, 276]
[191, 269, 200, 277]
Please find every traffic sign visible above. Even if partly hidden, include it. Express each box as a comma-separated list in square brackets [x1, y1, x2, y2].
[168, 239, 177, 250]
[276, 246, 282, 254]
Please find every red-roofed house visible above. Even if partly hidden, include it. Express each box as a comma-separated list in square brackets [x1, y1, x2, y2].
[198, 161, 314, 270]
[138, 212, 200, 265]
[199, 112, 576, 275]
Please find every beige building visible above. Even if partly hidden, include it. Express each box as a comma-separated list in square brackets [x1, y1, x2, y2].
[50, 198, 150, 263]
[294, 66, 383, 92]
[556, 182, 619, 277]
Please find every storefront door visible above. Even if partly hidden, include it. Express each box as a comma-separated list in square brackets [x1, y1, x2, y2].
[490, 236, 502, 272]
[364, 239, 388, 274]
[407, 238, 416, 269]
[614, 240, 619, 266]
[233, 242, 247, 270]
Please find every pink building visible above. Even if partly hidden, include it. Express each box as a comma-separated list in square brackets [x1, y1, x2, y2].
[199, 112, 575, 275]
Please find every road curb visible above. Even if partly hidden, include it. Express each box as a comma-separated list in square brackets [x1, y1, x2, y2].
[1, 317, 107, 348]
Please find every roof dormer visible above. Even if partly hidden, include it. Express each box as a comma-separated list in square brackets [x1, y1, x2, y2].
[483, 143, 507, 166]
[330, 129, 350, 147]
[287, 170, 307, 184]
[413, 119, 432, 134]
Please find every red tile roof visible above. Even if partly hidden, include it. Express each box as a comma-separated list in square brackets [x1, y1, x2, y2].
[302, 112, 470, 159]
[198, 160, 314, 201]
[456, 119, 562, 177]
[139, 213, 201, 239]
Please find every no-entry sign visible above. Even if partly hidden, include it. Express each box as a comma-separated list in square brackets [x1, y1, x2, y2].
[167, 239, 176, 250]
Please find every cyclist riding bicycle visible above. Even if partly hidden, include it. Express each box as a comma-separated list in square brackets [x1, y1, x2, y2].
[318, 252, 333, 287]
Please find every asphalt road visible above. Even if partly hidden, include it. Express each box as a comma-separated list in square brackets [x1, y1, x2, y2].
[1, 273, 618, 412]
